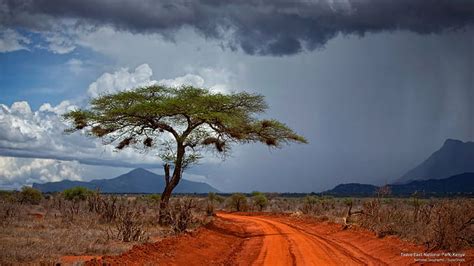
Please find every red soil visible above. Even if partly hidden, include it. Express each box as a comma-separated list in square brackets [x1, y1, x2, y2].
[61, 255, 101, 264]
[72, 212, 473, 265]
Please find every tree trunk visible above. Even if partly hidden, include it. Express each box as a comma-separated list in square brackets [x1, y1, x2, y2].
[158, 184, 174, 224]
[158, 143, 185, 225]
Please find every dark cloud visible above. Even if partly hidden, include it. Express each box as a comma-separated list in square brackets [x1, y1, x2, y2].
[0, 147, 161, 169]
[1, 0, 473, 55]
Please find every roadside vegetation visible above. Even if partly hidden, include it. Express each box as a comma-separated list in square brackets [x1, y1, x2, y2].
[0, 187, 210, 264]
[219, 190, 473, 252]
[1, 187, 472, 264]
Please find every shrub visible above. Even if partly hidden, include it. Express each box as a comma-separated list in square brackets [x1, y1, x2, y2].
[228, 193, 248, 212]
[206, 192, 217, 216]
[425, 200, 474, 251]
[301, 195, 319, 214]
[168, 198, 198, 233]
[205, 192, 225, 216]
[19, 187, 42, 205]
[62, 187, 94, 201]
[252, 192, 268, 211]
[115, 209, 146, 242]
[100, 196, 120, 223]
[0, 190, 15, 201]
[0, 193, 19, 225]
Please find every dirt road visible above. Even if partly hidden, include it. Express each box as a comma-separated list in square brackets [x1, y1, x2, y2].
[219, 213, 385, 265]
[82, 212, 473, 265]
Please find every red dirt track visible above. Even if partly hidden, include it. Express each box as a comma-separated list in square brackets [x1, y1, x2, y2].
[81, 212, 473, 265]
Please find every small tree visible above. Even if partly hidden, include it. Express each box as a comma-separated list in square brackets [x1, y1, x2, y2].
[19, 186, 42, 205]
[252, 191, 268, 211]
[228, 193, 248, 212]
[64, 85, 307, 222]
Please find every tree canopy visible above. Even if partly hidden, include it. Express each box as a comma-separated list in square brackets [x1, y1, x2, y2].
[64, 85, 307, 168]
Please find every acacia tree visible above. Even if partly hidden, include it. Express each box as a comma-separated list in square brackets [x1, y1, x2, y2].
[64, 85, 307, 221]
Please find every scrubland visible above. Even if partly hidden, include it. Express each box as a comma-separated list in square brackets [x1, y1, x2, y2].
[0, 187, 472, 264]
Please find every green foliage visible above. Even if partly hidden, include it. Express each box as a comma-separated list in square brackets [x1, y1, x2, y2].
[63, 187, 94, 201]
[228, 193, 248, 212]
[382, 198, 394, 204]
[64, 85, 307, 168]
[208, 192, 218, 202]
[252, 193, 268, 211]
[206, 192, 225, 216]
[0, 190, 15, 202]
[343, 198, 353, 206]
[143, 194, 161, 204]
[19, 186, 42, 205]
[208, 192, 224, 203]
[301, 195, 321, 214]
[304, 195, 320, 205]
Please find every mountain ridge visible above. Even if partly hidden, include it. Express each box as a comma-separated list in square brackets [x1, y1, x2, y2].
[397, 139, 474, 184]
[33, 168, 220, 193]
[323, 172, 474, 197]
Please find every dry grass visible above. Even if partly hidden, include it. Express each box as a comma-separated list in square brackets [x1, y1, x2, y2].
[0, 193, 208, 264]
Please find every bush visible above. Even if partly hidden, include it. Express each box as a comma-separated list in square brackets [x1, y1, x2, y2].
[62, 187, 94, 201]
[252, 192, 268, 211]
[425, 200, 474, 251]
[301, 195, 319, 214]
[206, 192, 225, 216]
[99, 196, 120, 223]
[168, 198, 198, 233]
[19, 187, 42, 205]
[115, 209, 146, 242]
[228, 193, 248, 212]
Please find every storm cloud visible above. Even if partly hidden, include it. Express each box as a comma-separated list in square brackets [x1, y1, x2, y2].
[1, 0, 473, 55]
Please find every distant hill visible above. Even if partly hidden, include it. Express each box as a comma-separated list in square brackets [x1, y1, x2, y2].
[322, 183, 378, 197]
[33, 168, 219, 193]
[323, 172, 474, 197]
[397, 139, 474, 184]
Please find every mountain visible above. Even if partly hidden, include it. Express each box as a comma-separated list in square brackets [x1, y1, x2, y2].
[322, 183, 378, 197]
[33, 168, 220, 193]
[389, 172, 473, 195]
[397, 139, 474, 184]
[322, 172, 474, 197]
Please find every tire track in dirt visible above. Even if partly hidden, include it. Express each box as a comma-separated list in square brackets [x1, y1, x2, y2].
[274, 218, 387, 265]
[219, 213, 369, 265]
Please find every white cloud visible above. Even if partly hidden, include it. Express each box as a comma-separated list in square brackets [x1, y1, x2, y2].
[158, 74, 204, 88]
[197, 67, 235, 94]
[0, 156, 82, 187]
[0, 28, 30, 53]
[44, 32, 76, 54]
[86, 63, 231, 98]
[39, 100, 76, 115]
[66, 58, 84, 75]
[87, 64, 157, 97]
[10, 101, 33, 115]
[158, 67, 236, 94]
[0, 100, 158, 168]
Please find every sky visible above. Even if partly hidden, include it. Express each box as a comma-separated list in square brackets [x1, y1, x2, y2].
[0, 0, 473, 192]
